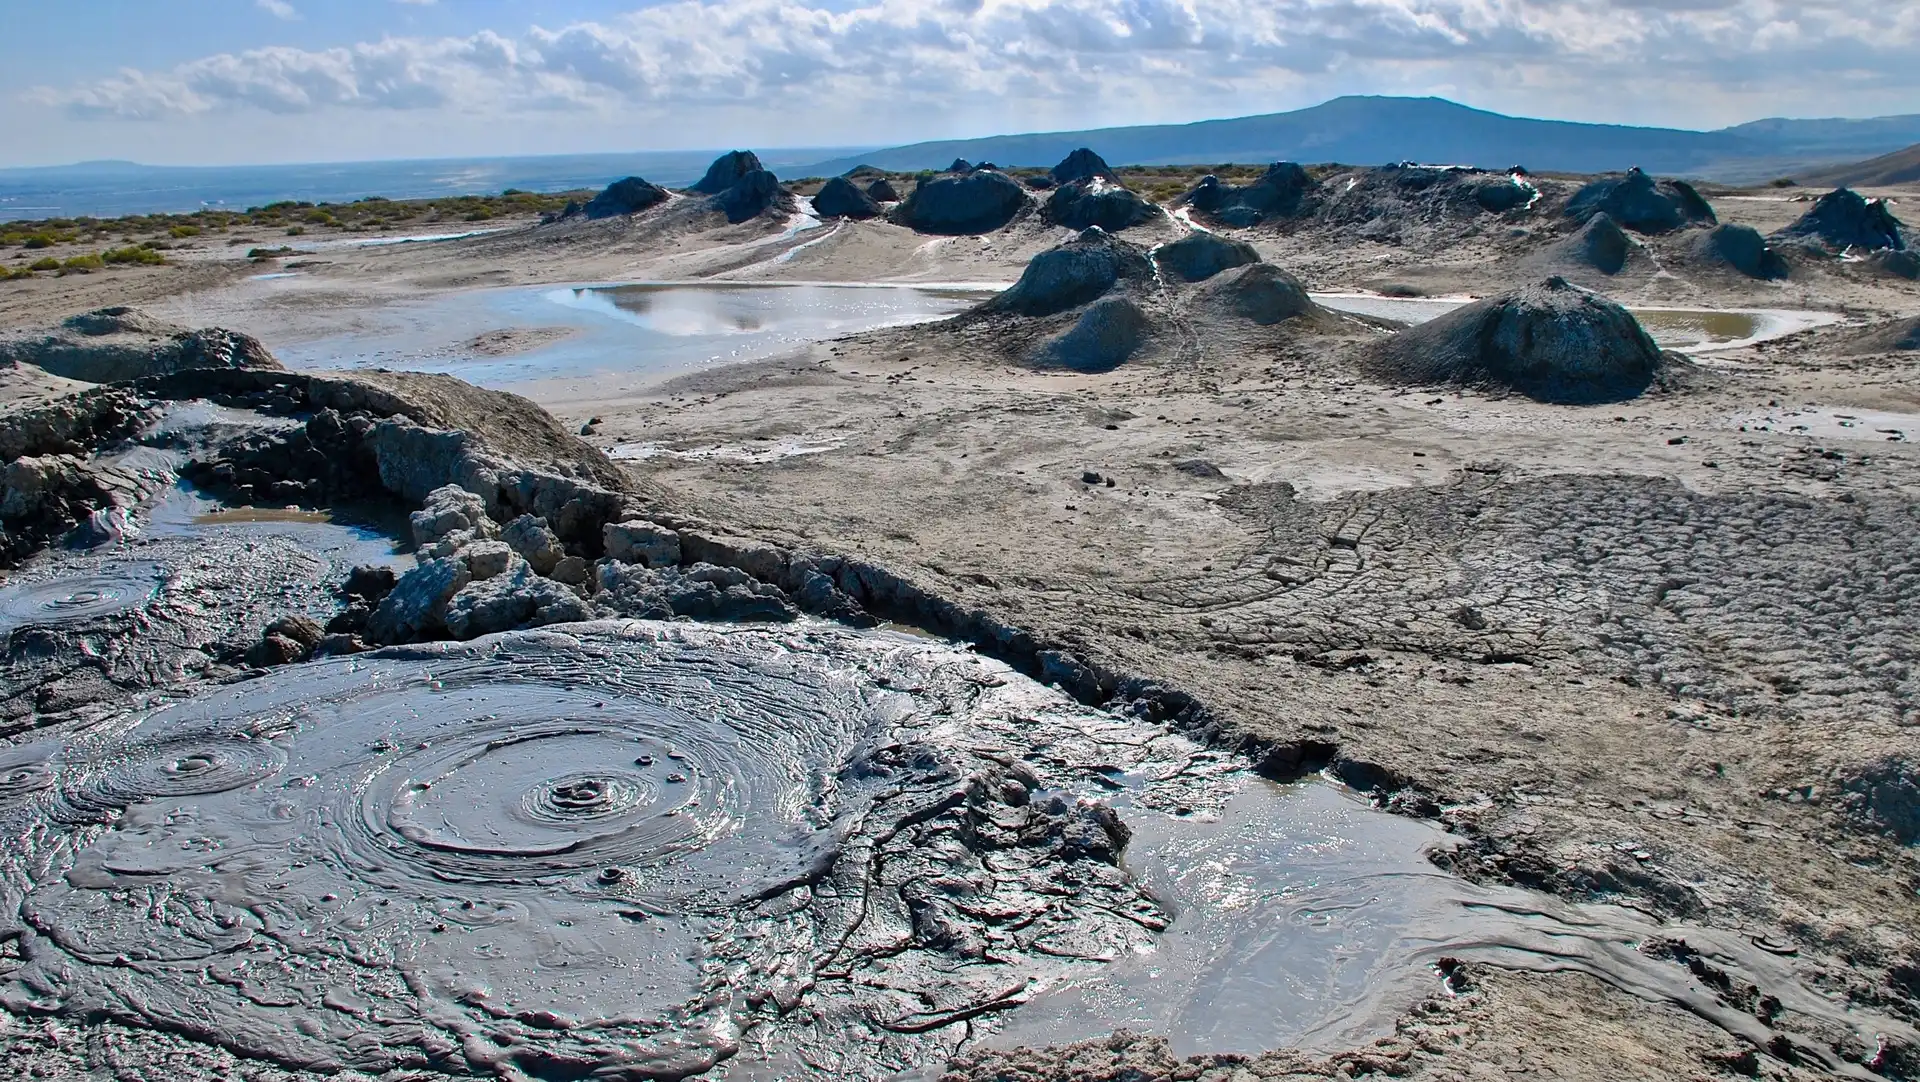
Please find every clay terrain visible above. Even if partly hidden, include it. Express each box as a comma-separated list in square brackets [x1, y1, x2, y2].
[1, 149, 1918, 1082]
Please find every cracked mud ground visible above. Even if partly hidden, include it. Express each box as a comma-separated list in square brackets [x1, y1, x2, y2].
[542, 306, 1920, 1079]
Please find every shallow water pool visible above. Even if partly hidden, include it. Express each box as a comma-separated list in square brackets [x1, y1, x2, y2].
[274, 280, 996, 386]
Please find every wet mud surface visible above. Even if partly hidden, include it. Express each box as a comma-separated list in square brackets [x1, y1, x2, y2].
[0, 621, 1239, 1078]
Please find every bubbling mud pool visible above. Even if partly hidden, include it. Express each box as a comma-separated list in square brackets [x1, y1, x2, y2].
[1, 620, 1911, 1079]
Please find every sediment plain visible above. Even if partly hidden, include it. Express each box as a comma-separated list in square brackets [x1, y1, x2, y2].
[1, 156, 1917, 1081]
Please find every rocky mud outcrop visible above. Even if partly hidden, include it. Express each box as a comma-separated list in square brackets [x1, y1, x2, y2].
[710, 168, 793, 224]
[690, 149, 765, 195]
[1362, 276, 1680, 403]
[1051, 147, 1119, 185]
[812, 175, 882, 219]
[1177, 162, 1319, 228]
[582, 175, 669, 219]
[1771, 187, 1907, 253]
[1045, 178, 1159, 232]
[1563, 167, 1716, 234]
[949, 227, 1346, 371]
[0, 307, 281, 384]
[891, 168, 1033, 235]
[1319, 166, 1539, 234]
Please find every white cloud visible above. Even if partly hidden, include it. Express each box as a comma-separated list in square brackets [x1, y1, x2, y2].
[255, 0, 299, 19]
[24, 0, 1920, 133]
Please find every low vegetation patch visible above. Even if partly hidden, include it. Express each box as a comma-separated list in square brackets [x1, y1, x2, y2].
[1, 187, 588, 249]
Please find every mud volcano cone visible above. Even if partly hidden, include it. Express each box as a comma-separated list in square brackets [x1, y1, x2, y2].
[1362, 277, 1670, 403]
[691, 150, 764, 195]
[984, 227, 1154, 318]
[1564, 167, 1715, 234]
[1772, 188, 1907, 253]
[583, 177, 668, 219]
[811, 176, 880, 220]
[1153, 231, 1261, 282]
[1554, 213, 1631, 275]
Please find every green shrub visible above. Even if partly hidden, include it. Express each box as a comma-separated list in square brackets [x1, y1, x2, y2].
[303, 210, 335, 224]
[247, 246, 296, 260]
[463, 209, 493, 222]
[23, 235, 54, 250]
[102, 246, 165, 265]
[60, 254, 104, 273]
[286, 225, 305, 236]
[29, 257, 60, 271]
[168, 224, 202, 238]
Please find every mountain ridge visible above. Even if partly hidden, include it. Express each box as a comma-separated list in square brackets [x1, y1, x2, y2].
[793, 96, 1920, 184]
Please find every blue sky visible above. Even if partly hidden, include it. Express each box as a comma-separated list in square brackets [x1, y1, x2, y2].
[4, 0, 1917, 167]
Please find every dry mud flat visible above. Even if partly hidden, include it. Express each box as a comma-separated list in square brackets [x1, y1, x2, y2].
[2, 158, 1920, 1082]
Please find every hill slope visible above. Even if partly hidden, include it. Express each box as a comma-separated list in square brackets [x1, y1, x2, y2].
[796, 97, 1920, 183]
[1799, 144, 1920, 188]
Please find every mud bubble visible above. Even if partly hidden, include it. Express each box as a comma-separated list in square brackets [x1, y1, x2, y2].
[0, 563, 163, 633]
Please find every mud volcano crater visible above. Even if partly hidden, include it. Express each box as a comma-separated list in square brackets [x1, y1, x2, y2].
[0, 620, 1237, 1078]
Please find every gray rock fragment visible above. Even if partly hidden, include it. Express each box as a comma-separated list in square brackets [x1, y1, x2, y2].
[410, 484, 495, 548]
[594, 560, 798, 623]
[443, 559, 596, 640]
[367, 557, 472, 643]
[461, 540, 515, 580]
[501, 514, 565, 574]
[604, 520, 682, 568]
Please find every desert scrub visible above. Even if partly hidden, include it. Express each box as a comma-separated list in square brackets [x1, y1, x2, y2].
[29, 257, 61, 271]
[22, 235, 55, 250]
[168, 224, 201, 238]
[247, 246, 296, 260]
[59, 254, 105, 273]
[102, 246, 164, 265]
[285, 226, 305, 236]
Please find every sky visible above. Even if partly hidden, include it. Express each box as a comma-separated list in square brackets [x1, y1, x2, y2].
[2, 0, 1917, 167]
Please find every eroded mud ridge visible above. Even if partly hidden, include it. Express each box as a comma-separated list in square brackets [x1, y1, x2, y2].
[0, 621, 1245, 1078]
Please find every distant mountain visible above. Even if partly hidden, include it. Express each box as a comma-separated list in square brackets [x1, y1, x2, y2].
[1798, 144, 1920, 188]
[794, 97, 1920, 184]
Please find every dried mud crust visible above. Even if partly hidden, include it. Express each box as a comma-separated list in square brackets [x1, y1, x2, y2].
[573, 323, 1920, 1075]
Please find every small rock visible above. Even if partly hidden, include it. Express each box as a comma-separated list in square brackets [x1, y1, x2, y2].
[444, 559, 596, 640]
[245, 633, 309, 668]
[551, 555, 589, 585]
[310, 633, 366, 658]
[367, 557, 472, 644]
[343, 565, 397, 602]
[1173, 459, 1227, 479]
[410, 485, 495, 548]
[265, 614, 324, 648]
[501, 514, 565, 575]
[462, 539, 515, 580]
[604, 520, 682, 568]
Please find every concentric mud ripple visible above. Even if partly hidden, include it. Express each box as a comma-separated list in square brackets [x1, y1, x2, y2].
[59, 731, 287, 817]
[0, 564, 163, 630]
[0, 743, 57, 800]
[0, 622, 1009, 1078]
